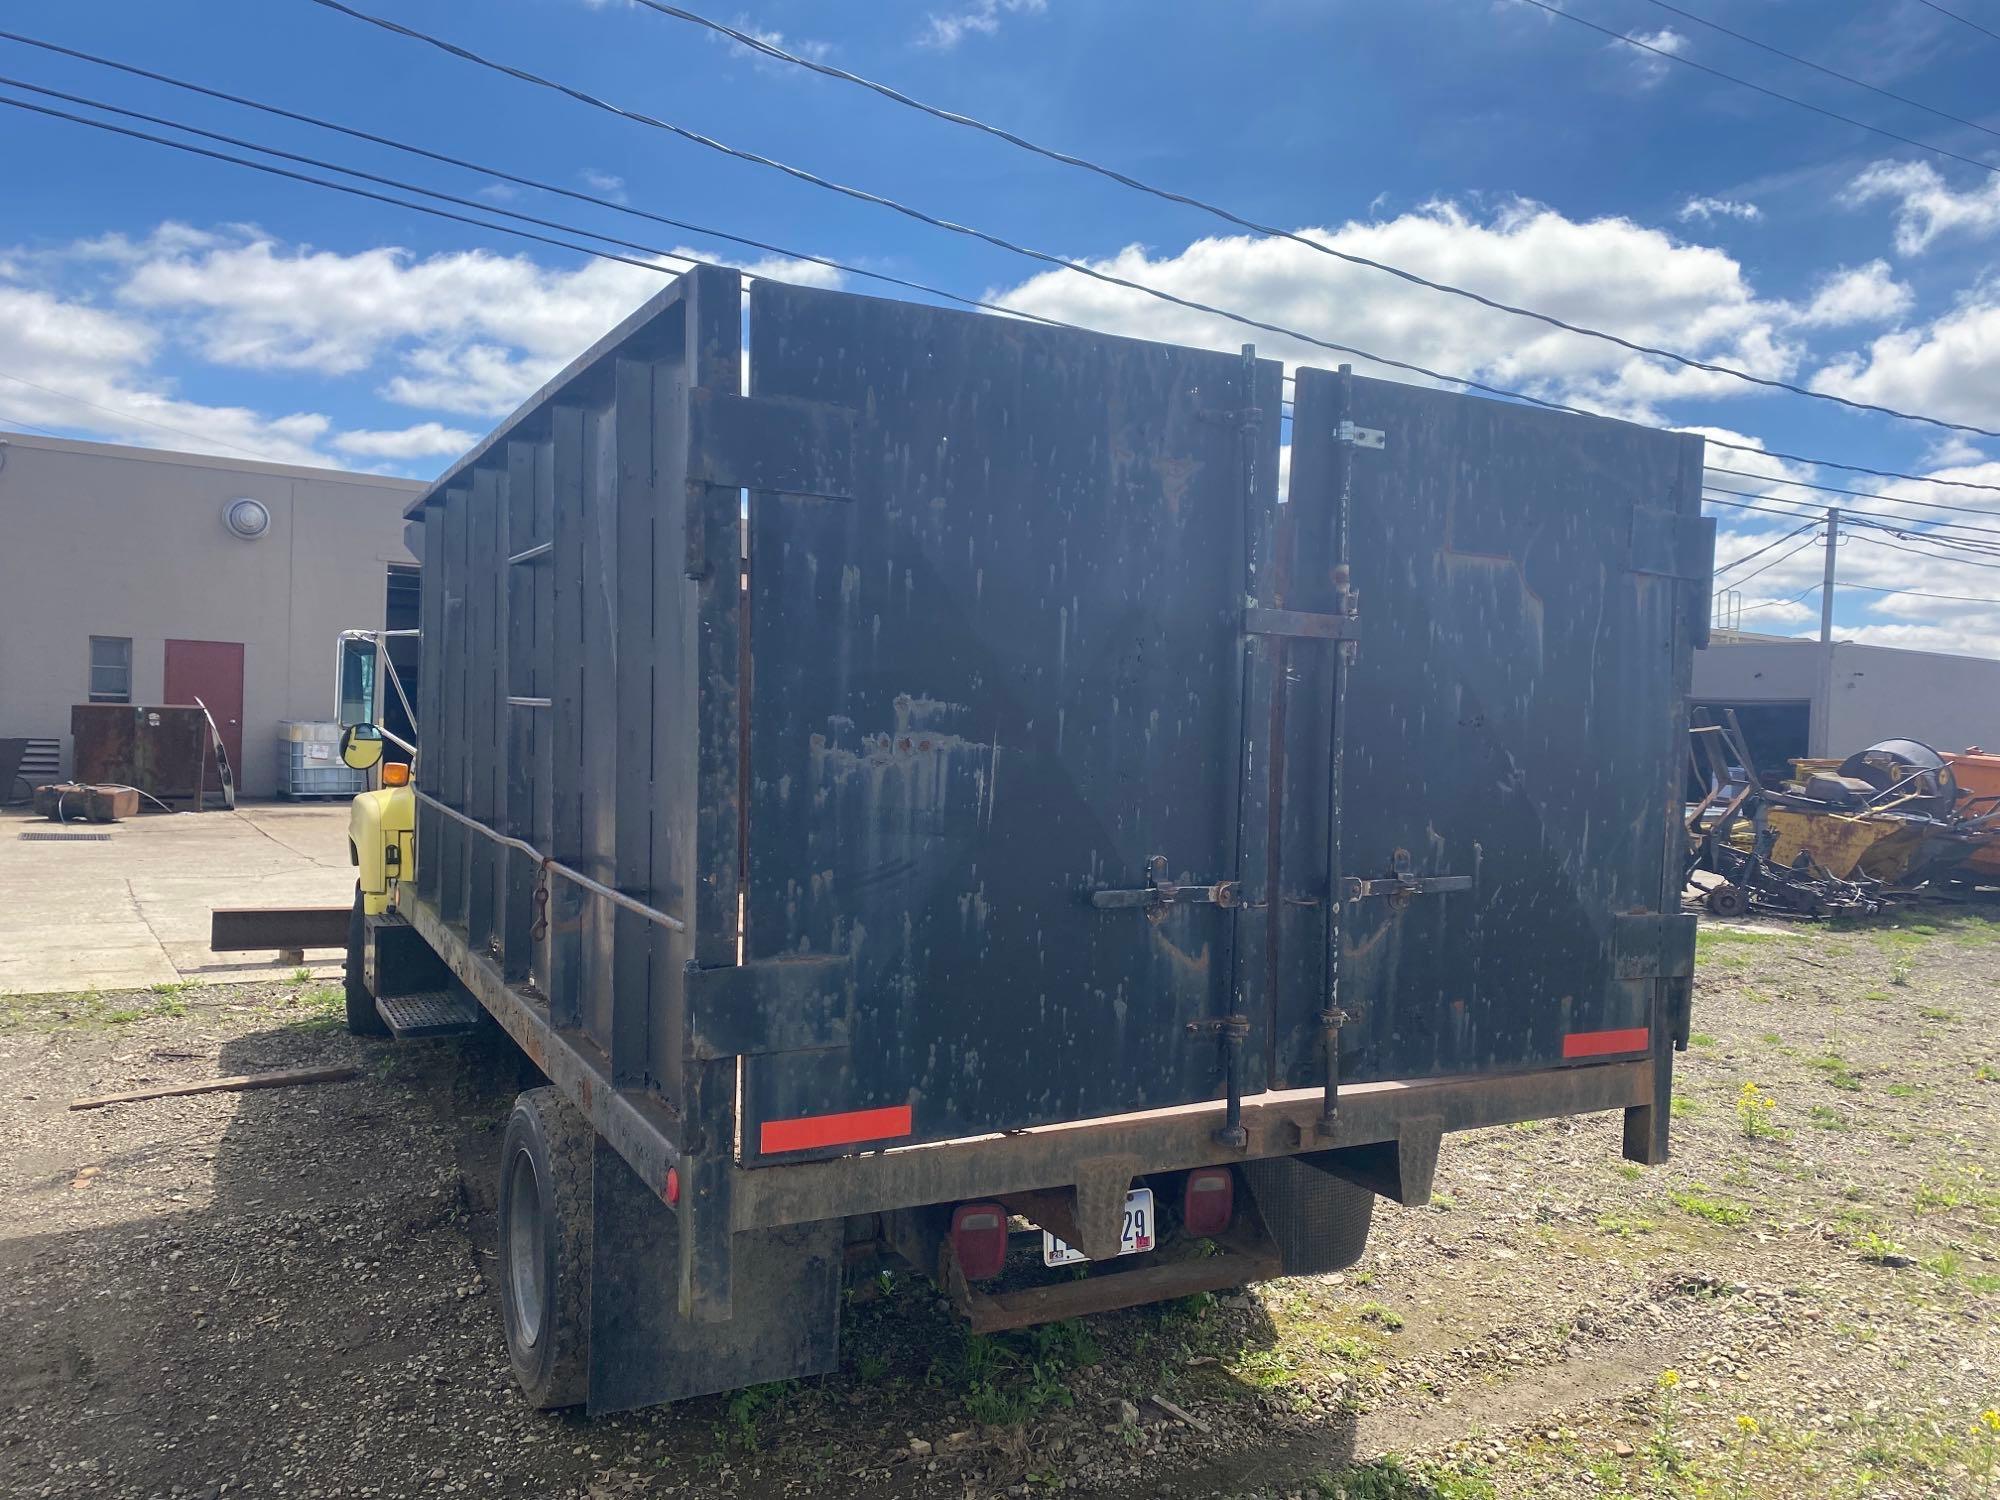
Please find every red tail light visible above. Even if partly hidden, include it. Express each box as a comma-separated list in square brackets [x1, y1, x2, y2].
[1184, 1167, 1234, 1237]
[950, 1203, 1009, 1280]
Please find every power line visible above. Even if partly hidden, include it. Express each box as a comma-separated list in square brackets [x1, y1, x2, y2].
[1506, 0, 2000, 179]
[1839, 510, 2000, 553]
[1912, 0, 2000, 44]
[1712, 518, 1819, 578]
[0, 408, 73, 439]
[1845, 528, 2000, 571]
[1737, 581, 1822, 616]
[15, 29, 2000, 509]
[1723, 529, 1824, 589]
[306, 0, 2000, 441]
[0, 90, 694, 274]
[619, 0, 2000, 435]
[0, 366, 269, 458]
[0, 30, 1071, 334]
[1701, 482, 2000, 541]
[1839, 579, 2000, 606]
[1717, 445, 2000, 497]
[1629, 0, 2000, 146]
[1707, 464, 2000, 517]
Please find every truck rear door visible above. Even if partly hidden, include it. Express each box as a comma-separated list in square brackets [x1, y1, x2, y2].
[738, 284, 1285, 1160]
[1279, 368, 1707, 1088]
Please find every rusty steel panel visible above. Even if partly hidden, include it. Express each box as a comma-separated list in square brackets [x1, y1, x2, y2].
[1286, 368, 1709, 1089]
[737, 281, 1284, 1160]
[70, 703, 209, 805]
[210, 905, 350, 952]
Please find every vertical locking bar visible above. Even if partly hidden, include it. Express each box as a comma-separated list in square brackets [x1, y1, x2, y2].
[1317, 363, 1359, 1137]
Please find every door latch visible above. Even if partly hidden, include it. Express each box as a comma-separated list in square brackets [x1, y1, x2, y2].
[1092, 855, 1241, 922]
[1344, 848, 1471, 909]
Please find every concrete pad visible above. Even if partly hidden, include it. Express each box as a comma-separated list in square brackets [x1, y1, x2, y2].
[0, 802, 356, 996]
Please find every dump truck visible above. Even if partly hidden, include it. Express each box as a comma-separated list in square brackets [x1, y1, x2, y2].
[333, 265, 1710, 1413]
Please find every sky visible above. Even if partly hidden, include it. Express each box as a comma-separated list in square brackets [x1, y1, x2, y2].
[4, 0, 2000, 651]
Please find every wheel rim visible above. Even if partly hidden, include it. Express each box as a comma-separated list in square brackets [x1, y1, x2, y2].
[506, 1146, 547, 1351]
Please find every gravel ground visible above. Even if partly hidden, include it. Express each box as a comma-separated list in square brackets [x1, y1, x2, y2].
[0, 908, 1995, 1500]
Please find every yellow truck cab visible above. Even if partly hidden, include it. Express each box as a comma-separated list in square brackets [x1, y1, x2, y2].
[334, 629, 423, 1035]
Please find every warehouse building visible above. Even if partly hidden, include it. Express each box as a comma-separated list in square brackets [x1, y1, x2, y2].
[0, 430, 423, 799]
[1693, 629, 2000, 784]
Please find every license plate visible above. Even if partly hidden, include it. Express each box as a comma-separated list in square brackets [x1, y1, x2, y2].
[1042, 1187, 1155, 1267]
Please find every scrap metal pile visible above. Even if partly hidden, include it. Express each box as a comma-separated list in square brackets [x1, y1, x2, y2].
[1686, 710, 2000, 918]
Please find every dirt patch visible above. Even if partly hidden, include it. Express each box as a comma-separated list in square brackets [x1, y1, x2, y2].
[0, 910, 1996, 1498]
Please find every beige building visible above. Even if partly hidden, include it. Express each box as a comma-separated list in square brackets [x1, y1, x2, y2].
[0, 431, 423, 798]
[1693, 628, 2000, 782]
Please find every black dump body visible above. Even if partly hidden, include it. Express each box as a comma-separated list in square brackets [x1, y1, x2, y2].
[398, 265, 1707, 1407]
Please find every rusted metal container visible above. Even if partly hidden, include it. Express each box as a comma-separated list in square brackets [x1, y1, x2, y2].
[70, 704, 210, 807]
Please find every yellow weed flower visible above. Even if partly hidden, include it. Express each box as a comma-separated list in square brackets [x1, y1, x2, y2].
[1978, 1408, 2000, 1433]
[1735, 1415, 1760, 1436]
[1658, 1369, 1682, 1391]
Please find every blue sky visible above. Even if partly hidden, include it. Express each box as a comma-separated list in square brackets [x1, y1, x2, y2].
[4, 0, 2000, 648]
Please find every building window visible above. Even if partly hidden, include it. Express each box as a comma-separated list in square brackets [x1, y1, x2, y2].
[89, 636, 132, 703]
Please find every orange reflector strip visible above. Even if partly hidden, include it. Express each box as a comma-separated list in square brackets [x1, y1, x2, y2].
[1563, 1026, 1650, 1059]
[759, 1103, 913, 1155]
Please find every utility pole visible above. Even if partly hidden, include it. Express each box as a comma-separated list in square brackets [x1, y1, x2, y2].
[1819, 506, 1840, 644]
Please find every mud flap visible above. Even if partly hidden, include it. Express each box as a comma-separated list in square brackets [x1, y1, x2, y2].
[1240, 1155, 1375, 1277]
[585, 1140, 843, 1414]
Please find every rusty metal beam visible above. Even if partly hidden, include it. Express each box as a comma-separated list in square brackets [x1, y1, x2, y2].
[731, 1061, 1652, 1232]
[956, 1233, 1285, 1334]
[209, 905, 349, 952]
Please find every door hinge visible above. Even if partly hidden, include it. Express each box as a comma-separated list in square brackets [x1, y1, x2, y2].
[1337, 420, 1386, 450]
[1199, 405, 1264, 430]
[1091, 855, 1240, 922]
[1244, 606, 1361, 641]
[1344, 849, 1471, 909]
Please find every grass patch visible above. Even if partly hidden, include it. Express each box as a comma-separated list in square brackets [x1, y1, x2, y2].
[1670, 1094, 1703, 1120]
[1688, 1031, 1717, 1047]
[1917, 1005, 1958, 1022]
[1809, 1053, 1863, 1091]
[1309, 1455, 1495, 1500]
[926, 1319, 1100, 1427]
[1913, 1167, 2000, 1220]
[1597, 1211, 1656, 1238]
[1807, 1105, 1851, 1131]
[1356, 1301, 1404, 1332]
[1667, 1187, 1751, 1228]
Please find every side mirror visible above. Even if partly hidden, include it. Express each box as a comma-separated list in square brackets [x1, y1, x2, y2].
[340, 723, 385, 771]
[336, 636, 377, 729]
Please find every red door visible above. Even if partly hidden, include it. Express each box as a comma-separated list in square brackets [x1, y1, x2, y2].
[164, 640, 245, 784]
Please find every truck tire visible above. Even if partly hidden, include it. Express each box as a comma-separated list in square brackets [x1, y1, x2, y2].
[1240, 1156, 1375, 1276]
[344, 886, 388, 1037]
[497, 1087, 593, 1409]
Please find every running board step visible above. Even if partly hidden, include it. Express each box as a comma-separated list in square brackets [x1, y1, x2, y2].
[374, 989, 482, 1039]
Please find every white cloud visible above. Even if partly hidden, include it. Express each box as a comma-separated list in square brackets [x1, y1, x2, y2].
[113, 227, 842, 419]
[580, 169, 629, 206]
[330, 422, 480, 461]
[1797, 260, 1913, 328]
[918, 0, 1046, 50]
[0, 281, 336, 466]
[1845, 160, 2000, 255]
[1811, 289, 2000, 430]
[1678, 196, 1761, 224]
[991, 199, 1807, 426]
[1623, 27, 1687, 87]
